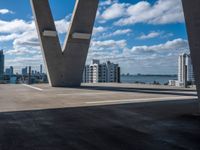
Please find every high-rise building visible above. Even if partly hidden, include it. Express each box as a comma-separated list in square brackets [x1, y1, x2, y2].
[22, 67, 28, 75]
[186, 54, 194, 82]
[83, 59, 120, 83]
[28, 66, 32, 84]
[40, 64, 43, 74]
[0, 50, 4, 80]
[178, 53, 194, 86]
[5, 66, 14, 76]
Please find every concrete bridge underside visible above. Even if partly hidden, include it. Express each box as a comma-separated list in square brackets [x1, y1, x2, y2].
[31, 0, 200, 101]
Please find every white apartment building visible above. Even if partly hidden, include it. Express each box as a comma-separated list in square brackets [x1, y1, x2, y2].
[83, 59, 120, 83]
[177, 53, 194, 86]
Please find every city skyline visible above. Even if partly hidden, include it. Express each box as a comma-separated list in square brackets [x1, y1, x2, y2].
[0, 0, 189, 74]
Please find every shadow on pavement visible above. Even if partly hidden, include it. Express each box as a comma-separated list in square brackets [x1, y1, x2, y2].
[78, 85, 197, 97]
[0, 99, 199, 150]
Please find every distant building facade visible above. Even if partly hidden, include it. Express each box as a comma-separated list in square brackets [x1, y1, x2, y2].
[168, 53, 195, 87]
[5, 66, 14, 76]
[177, 53, 194, 86]
[40, 64, 43, 74]
[83, 60, 120, 83]
[22, 67, 28, 76]
[0, 50, 4, 80]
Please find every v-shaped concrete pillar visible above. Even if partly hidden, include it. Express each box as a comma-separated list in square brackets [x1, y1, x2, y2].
[31, 0, 99, 87]
[182, 0, 200, 101]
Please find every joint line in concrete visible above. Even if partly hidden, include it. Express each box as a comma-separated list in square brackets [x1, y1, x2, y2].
[22, 84, 43, 91]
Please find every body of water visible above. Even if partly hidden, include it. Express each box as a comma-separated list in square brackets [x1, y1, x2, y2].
[121, 75, 177, 85]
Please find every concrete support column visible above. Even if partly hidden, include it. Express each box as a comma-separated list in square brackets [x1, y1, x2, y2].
[182, 0, 200, 99]
[31, 0, 99, 87]
[182, 0, 200, 112]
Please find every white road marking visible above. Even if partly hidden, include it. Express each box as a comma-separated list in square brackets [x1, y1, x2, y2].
[57, 92, 116, 96]
[22, 84, 43, 91]
[85, 96, 197, 104]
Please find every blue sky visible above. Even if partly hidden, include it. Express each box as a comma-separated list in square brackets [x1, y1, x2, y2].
[0, 0, 189, 74]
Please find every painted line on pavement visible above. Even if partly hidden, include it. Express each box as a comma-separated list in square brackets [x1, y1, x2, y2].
[22, 84, 43, 91]
[57, 92, 116, 96]
[85, 96, 197, 104]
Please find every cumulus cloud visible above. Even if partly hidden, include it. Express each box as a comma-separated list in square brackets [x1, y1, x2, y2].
[100, 0, 184, 26]
[12, 31, 40, 53]
[113, 38, 187, 61]
[7, 55, 42, 63]
[86, 39, 127, 63]
[0, 9, 14, 14]
[99, 0, 118, 6]
[0, 17, 70, 34]
[0, 19, 34, 33]
[0, 33, 20, 42]
[101, 3, 129, 20]
[5, 49, 39, 55]
[89, 38, 188, 59]
[5, 55, 43, 71]
[91, 39, 127, 50]
[87, 38, 189, 74]
[137, 31, 161, 40]
[0, 16, 71, 56]
[112, 29, 132, 35]
[90, 33, 184, 66]
[93, 26, 108, 34]
[55, 18, 70, 34]
[103, 29, 132, 38]
[129, 38, 188, 55]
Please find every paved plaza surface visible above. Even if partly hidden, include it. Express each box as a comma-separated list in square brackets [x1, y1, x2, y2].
[0, 83, 199, 149]
[0, 83, 197, 112]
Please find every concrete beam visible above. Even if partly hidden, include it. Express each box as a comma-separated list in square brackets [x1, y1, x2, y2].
[182, 0, 200, 102]
[31, 0, 99, 87]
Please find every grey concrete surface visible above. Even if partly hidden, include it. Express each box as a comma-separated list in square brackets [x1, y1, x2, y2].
[0, 83, 199, 149]
[0, 95, 199, 149]
[0, 83, 197, 112]
[182, 0, 200, 101]
[31, 0, 99, 87]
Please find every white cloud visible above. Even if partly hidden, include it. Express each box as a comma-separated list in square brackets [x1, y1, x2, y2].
[12, 31, 40, 54]
[0, 33, 20, 42]
[87, 39, 127, 63]
[100, 0, 184, 26]
[99, 0, 117, 6]
[55, 18, 70, 34]
[5, 49, 39, 55]
[5, 55, 43, 71]
[113, 29, 132, 35]
[0, 17, 70, 34]
[101, 3, 128, 20]
[0, 9, 14, 14]
[91, 39, 127, 50]
[108, 29, 132, 37]
[0, 16, 72, 58]
[0, 19, 40, 57]
[129, 38, 188, 54]
[87, 38, 189, 74]
[0, 19, 34, 33]
[138, 31, 161, 40]
[93, 26, 108, 34]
